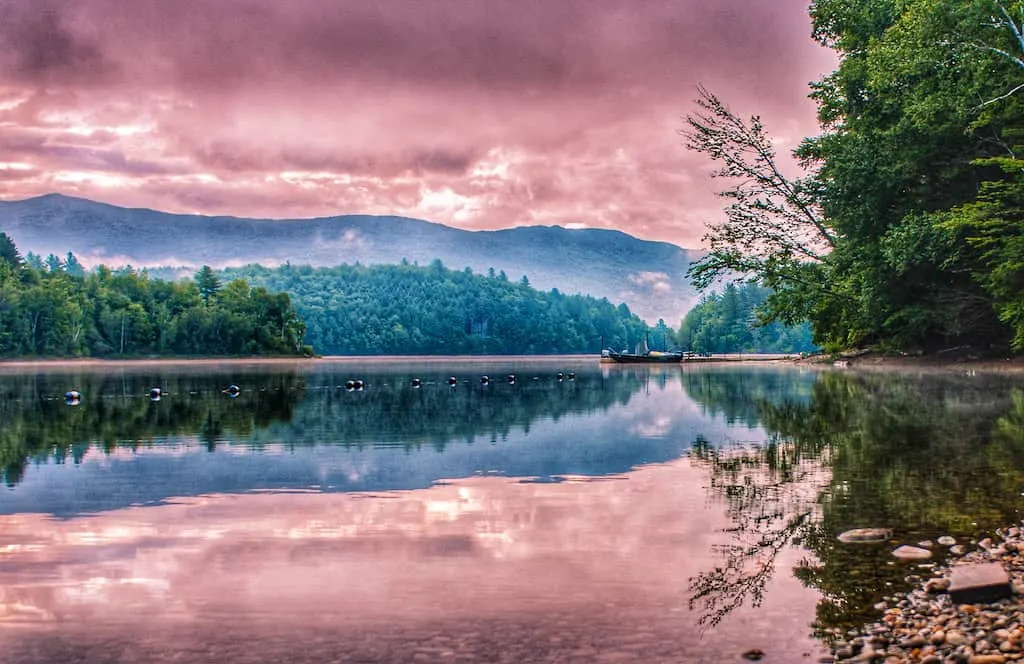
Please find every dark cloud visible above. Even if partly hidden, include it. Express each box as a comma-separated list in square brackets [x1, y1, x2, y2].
[0, 0, 835, 247]
[0, 0, 116, 85]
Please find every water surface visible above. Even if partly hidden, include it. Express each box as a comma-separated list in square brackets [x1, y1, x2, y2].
[0, 359, 1022, 663]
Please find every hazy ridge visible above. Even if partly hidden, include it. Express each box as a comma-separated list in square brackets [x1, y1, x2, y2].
[0, 194, 701, 322]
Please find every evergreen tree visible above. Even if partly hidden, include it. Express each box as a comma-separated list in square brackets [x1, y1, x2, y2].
[0, 232, 21, 269]
[24, 252, 43, 270]
[64, 252, 85, 277]
[195, 265, 222, 305]
[44, 254, 63, 272]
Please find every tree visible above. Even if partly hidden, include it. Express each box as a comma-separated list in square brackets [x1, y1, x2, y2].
[942, 157, 1024, 350]
[44, 254, 63, 273]
[978, 0, 1024, 105]
[682, 86, 834, 291]
[0, 233, 21, 269]
[24, 252, 43, 270]
[64, 252, 85, 277]
[195, 265, 221, 305]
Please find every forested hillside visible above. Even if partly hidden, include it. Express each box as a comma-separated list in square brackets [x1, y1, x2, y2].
[678, 283, 817, 354]
[226, 261, 650, 355]
[0, 234, 308, 357]
[687, 0, 1024, 355]
[0, 194, 700, 324]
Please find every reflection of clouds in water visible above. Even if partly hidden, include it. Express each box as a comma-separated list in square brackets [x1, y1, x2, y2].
[0, 459, 817, 626]
[632, 416, 672, 438]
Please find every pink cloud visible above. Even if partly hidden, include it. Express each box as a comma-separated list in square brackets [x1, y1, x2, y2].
[0, 0, 835, 247]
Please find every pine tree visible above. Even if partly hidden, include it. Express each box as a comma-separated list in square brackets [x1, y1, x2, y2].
[195, 265, 222, 305]
[0, 233, 22, 268]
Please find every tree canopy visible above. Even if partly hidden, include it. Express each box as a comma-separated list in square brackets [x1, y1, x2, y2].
[226, 261, 650, 355]
[678, 282, 818, 354]
[0, 239, 308, 358]
[687, 0, 1024, 354]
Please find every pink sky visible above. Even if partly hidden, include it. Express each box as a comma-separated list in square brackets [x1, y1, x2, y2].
[0, 0, 835, 247]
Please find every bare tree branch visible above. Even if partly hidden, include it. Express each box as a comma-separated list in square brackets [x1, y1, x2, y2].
[682, 86, 835, 290]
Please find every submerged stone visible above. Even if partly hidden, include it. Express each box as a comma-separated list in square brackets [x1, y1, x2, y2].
[892, 545, 932, 560]
[838, 528, 893, 544]
[949, 563, 1011, 605]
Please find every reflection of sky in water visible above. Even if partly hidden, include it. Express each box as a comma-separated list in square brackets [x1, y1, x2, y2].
[1, 365, 788, 517]
[0, 458, 827, 663]
[0, 363, 828, 663]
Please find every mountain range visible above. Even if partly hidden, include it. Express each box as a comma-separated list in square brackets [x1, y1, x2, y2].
[0, 194, 702, 323]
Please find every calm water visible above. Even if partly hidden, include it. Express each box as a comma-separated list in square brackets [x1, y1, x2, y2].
[1, 358, 1023, 663]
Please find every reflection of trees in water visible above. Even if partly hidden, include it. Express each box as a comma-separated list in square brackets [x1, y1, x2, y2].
[685, 370, 1024, 633]
[688, 436, 829, 628]
[0, 366, 647, 486]
[0, 369, 302, 485]
[253, 368, 646, 452]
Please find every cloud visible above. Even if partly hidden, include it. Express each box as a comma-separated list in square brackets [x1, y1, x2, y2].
[0, 0, 836, 247]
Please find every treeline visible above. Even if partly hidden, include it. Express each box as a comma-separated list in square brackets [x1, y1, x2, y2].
[677, 283, 817, 354]
[225, 261, 650, 355]
[686, 0, 1024, 354]
[0, 234, 308, 357]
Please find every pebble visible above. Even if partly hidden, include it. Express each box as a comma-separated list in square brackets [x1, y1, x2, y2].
[830, 523, 1024, 664]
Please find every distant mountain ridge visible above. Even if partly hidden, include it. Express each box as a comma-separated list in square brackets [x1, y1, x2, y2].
[0, 194, 702, 322]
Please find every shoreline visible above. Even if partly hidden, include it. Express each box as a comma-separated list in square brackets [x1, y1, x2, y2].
[799, 353, 1024, 375]
[830, 524, 1024, 663]
[1, 353, 1021, 375]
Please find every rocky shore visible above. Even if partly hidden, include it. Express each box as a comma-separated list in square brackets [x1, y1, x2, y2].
[827, 526, 1024, 663]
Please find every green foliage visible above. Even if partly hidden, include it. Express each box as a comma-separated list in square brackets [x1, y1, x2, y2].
[225, 262, 649, 355]
[195, 265, 222, 305]
[0, 232, 22, 269]
[0, 237, 307, 358]
[687, 0, 1024, 354]
[941, 157, 1024, 349]
[678, 282, 818, 354]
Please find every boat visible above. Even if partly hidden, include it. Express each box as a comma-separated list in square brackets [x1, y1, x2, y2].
[605, 349, 684, 363]
[601, 333, 684, 363]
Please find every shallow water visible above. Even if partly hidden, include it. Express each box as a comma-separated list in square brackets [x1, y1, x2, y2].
[0, 359, 1022, 662]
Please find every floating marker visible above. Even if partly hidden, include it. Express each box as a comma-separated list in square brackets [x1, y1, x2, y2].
[567, 372, 576, 381]
[345, 380, 356, 391]
[507, 374, 516, 384]
[480, 375, 489, 385]
[556, 372, 564, 381]
[150, 387, 162, 401]
[411, 378, 422, 388]
[64, 390, 81, 406]
[354, 379, 365, 391]
[223, 384, 241, 397]
[447, 376, 458, 386]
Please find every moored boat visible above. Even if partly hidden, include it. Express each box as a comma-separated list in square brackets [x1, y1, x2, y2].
[604, 349, 684, 363]
[601, 333, 684, 363]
